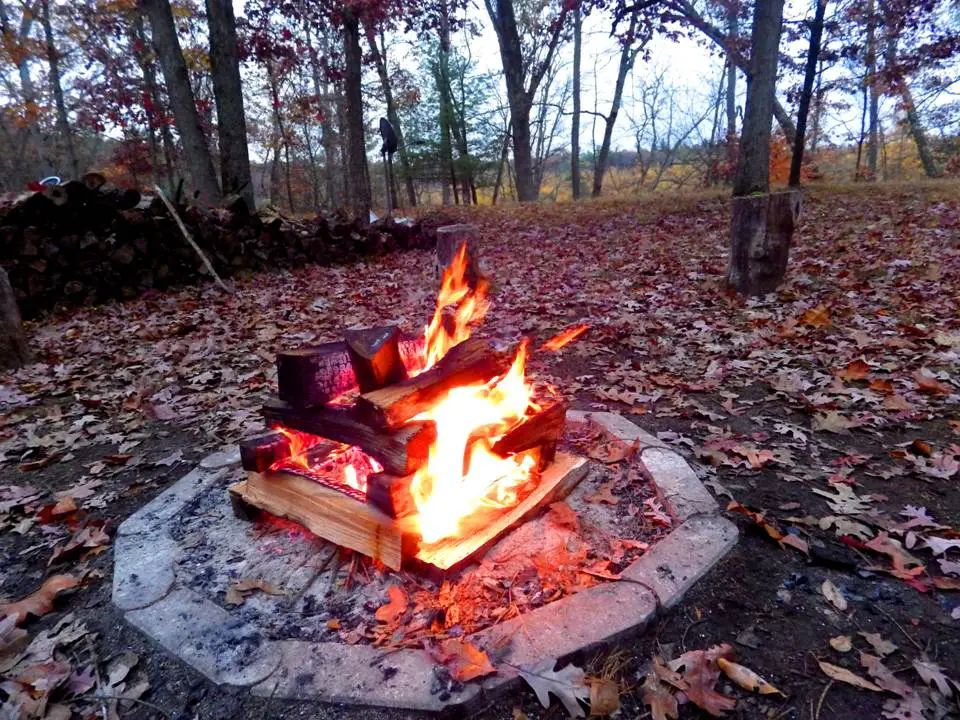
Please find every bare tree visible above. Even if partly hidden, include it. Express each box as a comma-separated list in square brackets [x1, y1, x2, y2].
[789, 0, 828, 186]
[341, 6, 372, 218]
[39, 0, 78, 179]
[571, 2, 583, 199]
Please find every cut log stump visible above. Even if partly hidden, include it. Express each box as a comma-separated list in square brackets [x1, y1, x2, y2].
[0, 268, 30, 370]
[726, 191, 802, 296]
[436, 224, 482, 289]
[345, 326, 407, 393]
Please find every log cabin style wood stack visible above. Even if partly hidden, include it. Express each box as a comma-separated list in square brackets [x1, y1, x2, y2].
[231, 326, 585, 573]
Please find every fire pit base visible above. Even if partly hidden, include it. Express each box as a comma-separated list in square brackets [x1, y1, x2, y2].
[112, 412, 738, 712]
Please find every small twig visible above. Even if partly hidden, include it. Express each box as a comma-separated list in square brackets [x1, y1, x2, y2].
[875, 604, 924, 651]
[680, 619, 707, 652]
[92, 695, 170, 718]
[814, 679, 834, 720]
[154, 185, 232, 294]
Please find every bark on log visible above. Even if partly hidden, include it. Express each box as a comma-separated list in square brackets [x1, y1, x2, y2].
[344, 326, 407, 393]
[261, 398, 436, 476]
[0, 268, 31, 370]
[277, 334, 424, 408]
[357, 338, 510, 429]
[436, 224, 482, 288]
[727, 191, 802, 296]
[492, 400, 567, 466]
[239, 431, 292, 472]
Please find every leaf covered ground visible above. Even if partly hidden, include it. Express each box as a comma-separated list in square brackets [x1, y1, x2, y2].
[1, 182, 959, 719]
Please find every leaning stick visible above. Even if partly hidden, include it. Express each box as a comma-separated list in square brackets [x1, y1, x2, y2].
[154, 185, 232, 293]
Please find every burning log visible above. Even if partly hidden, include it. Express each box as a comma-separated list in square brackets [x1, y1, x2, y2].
[357, 337, 510, 429]
[277, 334, 424, 408]
[239, 431, 292, 472]
[345, 326, 407, 392]
[491, 399, 567, 467]
[261, 398, 435, 476]
[366, 472, 418, 519]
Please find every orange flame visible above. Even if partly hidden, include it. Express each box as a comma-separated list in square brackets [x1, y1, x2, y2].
[542, 323, 589, 351]
[408, 245, 538, 544]
[273, 427, 381, 496]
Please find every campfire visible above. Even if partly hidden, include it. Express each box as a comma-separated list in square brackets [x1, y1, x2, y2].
[231, 241, 587, 572]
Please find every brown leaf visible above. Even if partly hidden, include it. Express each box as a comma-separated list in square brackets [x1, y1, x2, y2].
[858, 632, 897, 657]
[434, 639, 495, 682]
[546, 501, 580, 531]
[0, 575, 80, 625]
[913, 370, 952, 396]
[374, 585, 408, 624]
[670, 644, 737, 717]
[642, 666, 680, 720]
[820, 579, 848, 611]
[224, 578, 282, 606]
[588, 438, 640, 464]
[912, 657, 956, 696]
[585, 480, 620, 505]
[817, 661, 883, 692]
[717, 657, 785, 696]
[49, 522, 111, 566]
[589, 677, 620, 716]
[813, 411, 856, 434]
[800, 304, 831, 329]
[860, 653, 912, 697]
[829, 636, 853, 653]
[837, 360, 871, 380]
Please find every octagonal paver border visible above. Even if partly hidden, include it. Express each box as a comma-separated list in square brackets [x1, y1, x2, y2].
[112, 413, 738, 712]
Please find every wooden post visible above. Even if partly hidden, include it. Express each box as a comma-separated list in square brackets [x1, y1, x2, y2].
[436, 224, 482, 288]
[726, 191, 802, 296]
[0, 269, 31, 370]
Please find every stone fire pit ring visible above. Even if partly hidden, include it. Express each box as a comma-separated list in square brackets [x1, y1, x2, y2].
[112, 412, 738, 712]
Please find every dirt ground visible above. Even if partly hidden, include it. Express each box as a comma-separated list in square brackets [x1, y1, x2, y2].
[2, 182, 959, 719]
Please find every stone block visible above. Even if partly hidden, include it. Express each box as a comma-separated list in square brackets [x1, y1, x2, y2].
[640, 447, 718, 520]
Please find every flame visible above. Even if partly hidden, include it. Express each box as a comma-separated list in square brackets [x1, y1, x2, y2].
[423, 243, 489, 369]
[273, 427, 382, 496]
[542, 323, 589, 351]
[408, 243, 539, 544]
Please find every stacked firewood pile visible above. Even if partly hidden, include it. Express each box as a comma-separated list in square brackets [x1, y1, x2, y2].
[0, 178, 436, 319]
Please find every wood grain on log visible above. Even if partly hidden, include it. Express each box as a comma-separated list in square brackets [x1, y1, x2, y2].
[261, 398, 435, 476]
[727, 191, 802, 296]
[436, 224, 482, 289]
[356, 337, 510, 429]
[491, 399, 567, 465]
[277, 334, 424, 408]
[366, 472, 417, 518]
[345, 326, 407, 392]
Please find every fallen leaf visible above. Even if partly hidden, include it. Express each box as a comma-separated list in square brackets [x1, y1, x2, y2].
[519, 659, 590, 717]
[588, 439, 639, 464]
[547, 501, 580, 531]
[913, 657, 955, 696]
[0, 614, 29, 672]
[224, 577, 282, 605]
[829, 636, 853, 653]
[859, 632, 897, 657]
[589, 676, 620, 715]
[913, 370, 952, 396]
[669, 644, 737, 717]
[817, 661, 883, 692]
[375, 585, 408, 624]
[860, 653, 912, 697]
[642, 663, 680, 720]
[717, 657, 785, 696]
[813, 411, 857, 434]
[585, 480, 620, 505]
[105, 650, 139, 688]
[0, 575, 80, 625]
[49, 522, 111, 565]
[821, 579, 848, 611]
[434, 639, 495, 682]
[154, 448, 184, 466]
[882, 695, 926, 720]
[925, 536, 960, 556]
[838, 360, 871, 380]
[801, 304, 831, 329]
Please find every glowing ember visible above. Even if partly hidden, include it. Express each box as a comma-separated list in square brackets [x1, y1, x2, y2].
[272, 427, 382, 496]
[408, 248, 541, 544]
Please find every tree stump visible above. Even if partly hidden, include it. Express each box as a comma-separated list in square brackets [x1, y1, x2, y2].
[0, 268, 31, 370]
[436, 224, 482, 289]
[726, 191, 802, 296]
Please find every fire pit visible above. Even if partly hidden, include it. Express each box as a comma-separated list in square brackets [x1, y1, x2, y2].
[231, 243, 587, 572]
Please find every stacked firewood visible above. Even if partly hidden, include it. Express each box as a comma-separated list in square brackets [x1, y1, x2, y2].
[0, 178, 435, 319]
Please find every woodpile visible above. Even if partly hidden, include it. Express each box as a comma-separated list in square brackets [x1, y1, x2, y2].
[0, 182, 435, 319]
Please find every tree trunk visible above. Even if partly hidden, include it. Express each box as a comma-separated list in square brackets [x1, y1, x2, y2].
[592, 7, 639, 198]
[865, 0, 879, 179]
[132, 12, 175, 190]
[571, 3, 582, 200]
[205, 0, 254, 209]
[140, 0, 220, 204]
[725, 3, 738, 178]
[733, 0, 785, 196]
[341, 7, 371, 219]
[789, 0, 827, 187]
[40, 0, 78, 179]
[883, 36, 941, 179]
[729, 0, 798, 297]
[305, 22, 338, 206]
[0, 268, 30, 370]
[364, 24, 417, 207]
[810, 57, 824, 152]
[492, 127, 510, 204]
[0, 0, 44, 183]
